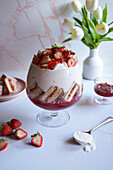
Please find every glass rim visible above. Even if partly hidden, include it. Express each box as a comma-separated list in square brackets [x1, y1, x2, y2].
[94, 76, 113, 84]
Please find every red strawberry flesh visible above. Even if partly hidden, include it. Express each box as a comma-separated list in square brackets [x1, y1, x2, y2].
[31, 134, 43, 147]
[67, 58, 76, 67]
[0, 138, 8, 151]
[0, 125, 13, 136]
[10, 119, 22, 130]
[15, 128, 27, 139]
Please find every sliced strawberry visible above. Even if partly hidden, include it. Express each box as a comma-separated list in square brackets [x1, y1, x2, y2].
[70, 51, 75, 55]
[52, 46, 65, 53]
[7, 119, 22, 130]
[32, 55, 40, 65]
[67, 58, 76, 67]
[54, 51, 65, 60]
[63, 50, 71, 59]
[39, 63, 48, 69]
[15, 128, 27, 139]
[31, 132, 43, 147]
[39, 54, 51, 65]
[0, 138, 8, 151]
[45, 48, 53, 55]
[73, 55, 78, 64]
[48, 60, 57, 70]
[0, 125, 13, 136]
[59, 46, 66, 52]
[52, 47, 60, 53]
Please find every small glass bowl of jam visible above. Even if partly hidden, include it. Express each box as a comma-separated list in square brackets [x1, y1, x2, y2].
[94, 76, 113, 104]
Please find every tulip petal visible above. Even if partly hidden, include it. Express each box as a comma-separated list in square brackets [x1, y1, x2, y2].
[96, 22, 109, 35]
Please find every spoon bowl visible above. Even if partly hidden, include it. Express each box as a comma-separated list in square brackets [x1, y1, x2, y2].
[74, 117, 113, 145]
[74, 131, 92, 145]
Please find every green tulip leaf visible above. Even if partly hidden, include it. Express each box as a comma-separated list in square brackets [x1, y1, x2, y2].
[73, 17, 82, 26]
[99, 37, 113, 42]
[87, 19, 99, 41]
[92, 15, 98, 26]
[101, 4, 107, 23]
[82, 24, 95, 48]
[62, 38, 72, 43]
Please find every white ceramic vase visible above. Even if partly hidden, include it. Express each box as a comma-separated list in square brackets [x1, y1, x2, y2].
[83, 48, 103, 80]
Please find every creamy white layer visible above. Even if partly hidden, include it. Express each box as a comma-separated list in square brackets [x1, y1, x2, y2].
[27, 63, 82, 92]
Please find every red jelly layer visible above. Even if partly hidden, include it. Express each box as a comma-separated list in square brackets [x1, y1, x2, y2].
[94, 83, 113, 97]
[27, 91, 82, 111]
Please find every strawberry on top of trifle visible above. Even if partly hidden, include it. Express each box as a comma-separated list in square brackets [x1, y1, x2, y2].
[32, 44, 78, 70]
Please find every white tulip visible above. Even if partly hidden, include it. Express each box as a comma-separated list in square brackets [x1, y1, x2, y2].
[86, 0, 98, 12]
[93, 6, 102, 20]
[71, 0, 82, 13]
[96, 22, 109, 35]
[63, 18, 76, 28]
[70, 26, 84, 40]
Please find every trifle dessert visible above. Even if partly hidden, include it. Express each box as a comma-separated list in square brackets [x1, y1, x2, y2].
[26, 44, 83, 127]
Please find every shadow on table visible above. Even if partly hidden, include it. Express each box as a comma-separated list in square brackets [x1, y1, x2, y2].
[66, 137, 80, 146]
[76, 96, 97, 106]
[64, 137, 82, 151]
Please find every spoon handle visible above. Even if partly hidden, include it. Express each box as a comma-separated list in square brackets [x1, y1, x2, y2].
[90, 117, 113, 133]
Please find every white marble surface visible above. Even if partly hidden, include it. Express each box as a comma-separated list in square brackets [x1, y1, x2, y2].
[0, 71, 113, 170]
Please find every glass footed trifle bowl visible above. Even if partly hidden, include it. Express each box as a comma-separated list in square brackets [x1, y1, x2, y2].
[26, 44, 83, 127]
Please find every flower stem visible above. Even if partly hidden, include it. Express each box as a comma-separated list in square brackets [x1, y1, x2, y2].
[90, 12, 93, 20]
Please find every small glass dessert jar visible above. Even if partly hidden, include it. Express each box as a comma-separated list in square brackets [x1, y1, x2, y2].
[94, 76, 113, 105]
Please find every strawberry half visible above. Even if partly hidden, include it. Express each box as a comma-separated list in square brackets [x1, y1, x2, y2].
[32, 55, 40, 65]
[54, 51, 65, 60]
[63, 50, 71, 59]
[31, 132, 43, 147]
[0, 125, 13, 136]
[15, 128, 28, 139]
[39, 54, 51, 65]
[0, 138, 8, 151]
[7, 119, 22, 130]
[67, 58, 76, 67]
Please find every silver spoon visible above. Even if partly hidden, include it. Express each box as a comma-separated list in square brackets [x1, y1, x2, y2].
[74, 116, 113, 145]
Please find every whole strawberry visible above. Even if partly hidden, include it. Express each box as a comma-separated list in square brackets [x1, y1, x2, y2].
[7, 119, 22, 130]
[31, 132, 43, 147]
[0, 125, 13, 136]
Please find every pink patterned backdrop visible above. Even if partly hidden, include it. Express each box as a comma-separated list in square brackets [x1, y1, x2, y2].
[0, 0, 113, 72]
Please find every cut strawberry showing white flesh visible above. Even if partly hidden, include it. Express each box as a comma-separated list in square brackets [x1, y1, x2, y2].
[39, 54, 51, 65]
[32, 55, 40, 65]
[15, 128, 28, 139]
[67, 58, 76, 67]
[31, 132, 43, 147]
[54, 52, 65, 60]
[0, 138, 8, 151]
